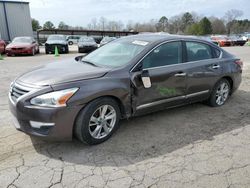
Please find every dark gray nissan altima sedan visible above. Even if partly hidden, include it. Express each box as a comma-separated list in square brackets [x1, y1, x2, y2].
[9, 34, 242, 145]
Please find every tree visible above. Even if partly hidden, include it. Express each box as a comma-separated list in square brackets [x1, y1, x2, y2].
[43, 21, 55, 29]
[186, 23, 201, 35]
[224, 9, 243, 34]
[99, 17, 107, 31]
[199, 17, 212, 35]
[31, 18, 41, 31]
[168, 15, 182, 34]
[229, 19, 250, 34]
[224, 9, 243, 23]
[157, 16, 168, 32]
[58, 21, 69, 29]
[211, 18, 226, 34]
[181, 12, 194, 32]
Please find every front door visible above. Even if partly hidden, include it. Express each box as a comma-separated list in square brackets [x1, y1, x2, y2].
[131, 41, 187, 113]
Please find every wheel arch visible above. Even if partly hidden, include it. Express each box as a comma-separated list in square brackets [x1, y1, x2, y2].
[72, 95, 127, 139]
[221, 76, 233, 94]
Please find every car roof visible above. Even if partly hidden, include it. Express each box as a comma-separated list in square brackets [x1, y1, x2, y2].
[119, 34, 210, 44]
[49, 34, 65, 37]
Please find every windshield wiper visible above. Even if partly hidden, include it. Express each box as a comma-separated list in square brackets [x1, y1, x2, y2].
[81, 60, 98, 67]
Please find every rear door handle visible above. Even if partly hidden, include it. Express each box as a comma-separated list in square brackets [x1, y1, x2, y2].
[211, 64, 220, 69]
[174, 72, 186, 77]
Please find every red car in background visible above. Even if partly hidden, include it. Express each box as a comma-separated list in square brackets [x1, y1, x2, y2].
[211, 36, 232, 47]
[0, 39, 6, 54]
[6, 37, 39, 56]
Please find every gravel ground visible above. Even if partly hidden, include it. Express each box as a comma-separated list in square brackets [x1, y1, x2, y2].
[0, 46, 250, 188]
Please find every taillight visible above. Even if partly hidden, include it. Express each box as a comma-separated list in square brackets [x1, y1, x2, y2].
[234, 60, 243, 69]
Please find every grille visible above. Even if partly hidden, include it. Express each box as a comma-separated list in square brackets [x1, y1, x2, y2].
[12, 47, 24, 50]
[47, 44, 64, 51]
[10, 83, 30, 102]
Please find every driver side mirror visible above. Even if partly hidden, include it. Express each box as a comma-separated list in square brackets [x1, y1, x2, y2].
[141, 69, 151, 88]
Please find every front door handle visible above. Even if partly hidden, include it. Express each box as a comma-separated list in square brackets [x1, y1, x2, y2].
[174, 72, 186, 77]
[211, 64, 220, 69]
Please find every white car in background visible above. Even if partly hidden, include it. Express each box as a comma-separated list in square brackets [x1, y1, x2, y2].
[66, 35, 82, 45]
[242, 34, 250, 41]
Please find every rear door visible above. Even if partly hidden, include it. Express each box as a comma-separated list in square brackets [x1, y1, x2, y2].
[183, 41, 223, 101]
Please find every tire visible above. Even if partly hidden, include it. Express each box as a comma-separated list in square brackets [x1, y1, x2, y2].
[78, 48, 84, 53]
[37, 48, 40, 54]
[45, 47, 49, 54]
[31, 48, 35, 56]
[65, 46, 69, 53]
[208, 79, 231, 107]
[68, 41, 73, 45]
[74, 97, 121, 145]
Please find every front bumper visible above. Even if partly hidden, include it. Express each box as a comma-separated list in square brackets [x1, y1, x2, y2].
[219, 41, 232, 47]
[45, 44, 68, 53]
[8, 83, 82, 141]
[78, 46, 97, 52]
[6, 48, 32, 55]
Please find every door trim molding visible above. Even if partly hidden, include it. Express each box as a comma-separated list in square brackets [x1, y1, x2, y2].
[136, 90, 209, 110]
[136, 95, 185, 110]
[186, 90, 209, 98]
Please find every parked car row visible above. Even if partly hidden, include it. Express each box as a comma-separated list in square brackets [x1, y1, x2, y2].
[1, 33, 248, 57]
[46, 35, 116, 54]
[210, 35, 247, 47]
[66, 35, 116, 46]
[0, 35, 117, 56]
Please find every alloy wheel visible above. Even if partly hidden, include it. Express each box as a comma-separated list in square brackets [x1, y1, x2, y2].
[88, 105, 117, 139]
[215, 82, 230, 105]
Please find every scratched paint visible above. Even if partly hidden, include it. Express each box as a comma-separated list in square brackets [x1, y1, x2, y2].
[157, 86, 178, 97]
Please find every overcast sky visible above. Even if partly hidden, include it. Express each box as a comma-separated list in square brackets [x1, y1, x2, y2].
[28, 0, 250, 26]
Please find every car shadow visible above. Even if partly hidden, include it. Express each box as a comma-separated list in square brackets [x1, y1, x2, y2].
[31, 89, 250, 167]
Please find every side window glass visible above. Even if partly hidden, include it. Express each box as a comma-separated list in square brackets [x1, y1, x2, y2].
[186, 42, 212, 62]
[142, 41, 182, 69]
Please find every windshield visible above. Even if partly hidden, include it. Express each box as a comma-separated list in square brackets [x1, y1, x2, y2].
[13, 37, 32, 43]
[48, 35, 65, 41]
[82, 40, 147, 68]
[79, 37, 95, 42]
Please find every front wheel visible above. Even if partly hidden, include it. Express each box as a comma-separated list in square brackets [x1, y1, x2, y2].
[31, 47, 35, 56]
[208, 79, 231, 107]
[74, 97, 121, 145]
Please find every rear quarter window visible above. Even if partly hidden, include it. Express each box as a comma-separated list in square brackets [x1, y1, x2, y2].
[213, 48, 221, 58]
[186, 42, 212, 62]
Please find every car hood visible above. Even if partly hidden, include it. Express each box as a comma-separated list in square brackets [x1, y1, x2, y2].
[6, 43, 31, 48]
[46, 40, 67, 45]
[17, 57, 110, 86]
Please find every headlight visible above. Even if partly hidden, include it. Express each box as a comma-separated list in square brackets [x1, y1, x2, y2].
[30, 88, 78, 107]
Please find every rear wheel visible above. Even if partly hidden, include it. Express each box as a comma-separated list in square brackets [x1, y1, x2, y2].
[208, 79, 231, 107]
[74, 97, 121, 145]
